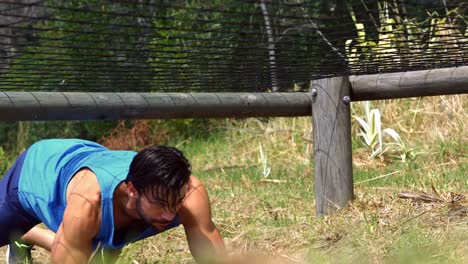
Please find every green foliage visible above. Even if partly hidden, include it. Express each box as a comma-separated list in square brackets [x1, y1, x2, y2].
[3, 0, 157, 91]
[384, 227, 465, 264]
[352, 101, 416, 161]
[147, 0, 260, 91]
[345, 0, 466, 69]
[0, 120, 117, 153]
[0, 146, 12, 175]
[161, 119, 225, 142]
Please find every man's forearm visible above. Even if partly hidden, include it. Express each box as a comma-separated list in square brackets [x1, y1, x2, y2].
[50, 239, 92, 264]
[21, 226, 55, 252]
[189, 229, 226, 264]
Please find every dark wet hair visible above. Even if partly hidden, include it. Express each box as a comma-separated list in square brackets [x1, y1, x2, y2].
[126, 145, 191, 213]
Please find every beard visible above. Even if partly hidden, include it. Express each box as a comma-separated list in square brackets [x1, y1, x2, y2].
[135, 197, 155, 228]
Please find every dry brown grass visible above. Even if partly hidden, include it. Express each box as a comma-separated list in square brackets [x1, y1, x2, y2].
[98, 120, 169, 150]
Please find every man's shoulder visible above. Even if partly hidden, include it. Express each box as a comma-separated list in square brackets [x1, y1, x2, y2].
[188, 175, 204, 187]
[66, 168, 102, 206]
[31, 138, 104, 148]
[179, 175, 212, 225]
[62, 168, 102, 238]
[185, 176, 208, 204]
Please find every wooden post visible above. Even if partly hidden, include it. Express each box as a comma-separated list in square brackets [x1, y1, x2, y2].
[311, 77, 353, 216]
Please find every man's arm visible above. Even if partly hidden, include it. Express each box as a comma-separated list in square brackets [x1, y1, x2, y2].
[179, 176, 225, 263]
[51, 192, 100, 264]
[21, 226, 55, 251]
[50, 170, 101, 264]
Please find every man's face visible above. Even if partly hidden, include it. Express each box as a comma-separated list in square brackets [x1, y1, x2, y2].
[134, 187, 187, 231]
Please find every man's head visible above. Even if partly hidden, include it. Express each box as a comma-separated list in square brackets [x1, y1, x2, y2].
[126, 145, 191, 225]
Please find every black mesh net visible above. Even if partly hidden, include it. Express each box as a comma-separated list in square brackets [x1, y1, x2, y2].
[0, 0, 466, 92]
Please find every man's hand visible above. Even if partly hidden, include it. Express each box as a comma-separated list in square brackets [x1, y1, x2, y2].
[50, 169, 101, 264]
[179, 176, 225, 263]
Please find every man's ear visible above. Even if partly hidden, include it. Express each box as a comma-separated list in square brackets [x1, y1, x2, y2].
[126, 181, 139, 198]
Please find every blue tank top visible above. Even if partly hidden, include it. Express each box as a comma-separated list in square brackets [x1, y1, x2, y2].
[18, 139, 180, 250]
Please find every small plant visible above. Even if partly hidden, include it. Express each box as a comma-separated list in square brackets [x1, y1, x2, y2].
[382, 127, 417, 162]
[258, 142, 271, 178]
[353, 101, 415, 162]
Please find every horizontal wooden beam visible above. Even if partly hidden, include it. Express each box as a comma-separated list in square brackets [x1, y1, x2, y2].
[350, 66, 468, 101]
[0, 92, 312, 121]
[1, 67, 467, 121]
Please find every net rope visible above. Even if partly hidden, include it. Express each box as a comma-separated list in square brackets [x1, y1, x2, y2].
[0, 0, 466, 92]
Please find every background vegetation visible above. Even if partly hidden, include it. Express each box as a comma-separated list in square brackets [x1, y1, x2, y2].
[2, 0, 465, 92]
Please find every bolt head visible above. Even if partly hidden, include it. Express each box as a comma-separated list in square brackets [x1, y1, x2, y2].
[343, 96, 351, 105]
[311, 89, 318, 97]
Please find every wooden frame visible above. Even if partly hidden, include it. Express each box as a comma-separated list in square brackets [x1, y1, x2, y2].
[1, 66, 467, 216]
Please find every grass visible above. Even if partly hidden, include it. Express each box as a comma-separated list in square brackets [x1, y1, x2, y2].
[116, 95, 466, 263]
[0, 95, 466, 263]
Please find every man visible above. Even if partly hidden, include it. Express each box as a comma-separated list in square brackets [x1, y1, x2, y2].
[0, 138, 225, 263]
